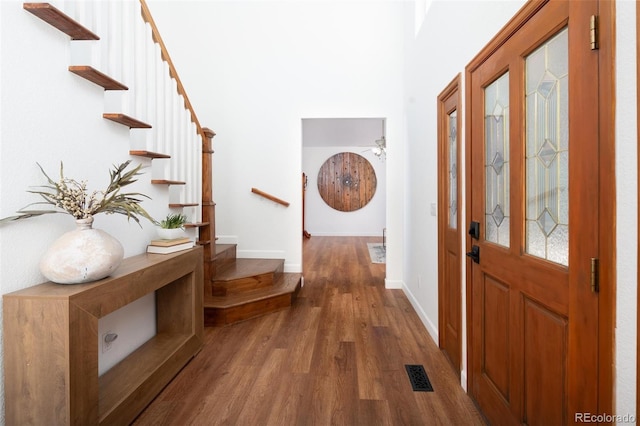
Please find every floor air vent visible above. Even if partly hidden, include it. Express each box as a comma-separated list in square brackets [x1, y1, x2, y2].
[405, 365, 434, 392]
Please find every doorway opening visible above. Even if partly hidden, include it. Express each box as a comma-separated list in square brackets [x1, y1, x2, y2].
[301, 118, 388, 272]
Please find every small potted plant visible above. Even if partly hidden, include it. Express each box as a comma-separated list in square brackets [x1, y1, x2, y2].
[157, 213, 188, 240]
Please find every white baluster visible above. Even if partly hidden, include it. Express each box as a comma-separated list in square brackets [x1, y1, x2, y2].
[145, 24, 156, 153]
[99, 1, 109, 74]
[108, 2, 121, 82]
[57, 1, 74, 23]
[196, 126, 203, 221]
[101, 2, 125, 116]
[191, 124, 197, 209]
[67, 0, 98, 68]
[154, 43, 165, 162]
[191, 123, 199, 210]
[190, 126, 197, 209]
[122, 1, 135, 115]
[172, 87, 181, 182]
[134, 4, 147, 121]
[162, 61, 172, 159]
[181, 117, 188, 203]
[167, 81, 176, 181]
[78, 1, 93, 35]
[180, 104, 188, 186]
[60, 1, 87, 30]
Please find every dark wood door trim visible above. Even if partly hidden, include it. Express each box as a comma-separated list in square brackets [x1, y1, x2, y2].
[437, 73, 462, 376]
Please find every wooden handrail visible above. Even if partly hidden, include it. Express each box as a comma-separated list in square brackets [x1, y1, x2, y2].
[251, 188, 290, 207]
[139, 0, 204, 139]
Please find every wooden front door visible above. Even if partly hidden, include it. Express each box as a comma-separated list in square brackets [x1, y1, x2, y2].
[466, 1, 604, 424]
[438, 75, 462, 375]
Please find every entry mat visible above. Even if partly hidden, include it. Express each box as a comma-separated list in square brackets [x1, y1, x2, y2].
[367, 243, 386, 264]
[405, 364, 434, 392]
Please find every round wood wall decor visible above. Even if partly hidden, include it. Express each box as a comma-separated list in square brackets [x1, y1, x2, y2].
[317, 152, 377, 212]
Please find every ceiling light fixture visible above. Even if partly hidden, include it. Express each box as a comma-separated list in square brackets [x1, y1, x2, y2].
[374, 119, 386, 158]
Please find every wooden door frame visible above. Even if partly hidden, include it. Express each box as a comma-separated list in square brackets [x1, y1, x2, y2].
[437, 73, 462, 375]
[464, 0, 615, 416]
[636, 0, 639, 417]
[598, 0, 615, 416]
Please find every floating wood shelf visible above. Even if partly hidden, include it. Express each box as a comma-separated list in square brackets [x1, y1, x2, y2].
[103, 113, 152, 128]
[151, 179, 186, 185]
[129, 150, 171, 159]
[69, 66, 128, 90]
[23, 2, 100, 40]
[169, 203, 199, 208]
[3, 247, 204, 425]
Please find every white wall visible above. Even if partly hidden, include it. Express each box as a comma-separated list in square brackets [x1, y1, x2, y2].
[145, 0, 406, 278]
[615, 0, 638, 416]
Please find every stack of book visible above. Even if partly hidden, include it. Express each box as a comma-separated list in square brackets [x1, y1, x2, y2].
[147, 237, 194, 254]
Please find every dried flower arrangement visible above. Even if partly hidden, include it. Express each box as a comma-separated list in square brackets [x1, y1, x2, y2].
[0, 160, 156, 226]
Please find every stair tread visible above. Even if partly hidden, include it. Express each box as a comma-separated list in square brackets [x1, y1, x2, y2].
[23, 3, 100, 40]
[214, 258, 283, 281]
[206, 273, 301, 308]
[103, 113, 152, 128]
[68, 65, 128, 90]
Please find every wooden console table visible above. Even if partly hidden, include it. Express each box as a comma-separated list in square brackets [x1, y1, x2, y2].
[3, 246, 203, 425]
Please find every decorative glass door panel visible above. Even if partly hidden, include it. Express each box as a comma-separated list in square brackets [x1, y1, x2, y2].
[484, 72, 510, 248]
[449, 110, 458, 230]
[525, 27, 569, 266]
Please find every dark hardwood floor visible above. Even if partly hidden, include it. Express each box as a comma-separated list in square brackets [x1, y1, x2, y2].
[133, 236, 486, 425]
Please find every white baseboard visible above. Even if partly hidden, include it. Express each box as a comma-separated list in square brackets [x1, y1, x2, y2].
[237, 249, 286, 259]
[309, 231, 385, 237]
[284, 263, 302, 273]
[461, 370, 468, 392]
[401, 282, 439, 344]
[384, 278, 403, 289]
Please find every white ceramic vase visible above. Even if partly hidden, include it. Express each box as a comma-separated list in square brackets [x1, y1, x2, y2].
[39, 216, 124, 284]
[156, 227, 187, 240]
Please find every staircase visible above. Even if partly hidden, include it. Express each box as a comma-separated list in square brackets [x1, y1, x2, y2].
[205, 244, 302, 326]
[22, 1, 302, 328]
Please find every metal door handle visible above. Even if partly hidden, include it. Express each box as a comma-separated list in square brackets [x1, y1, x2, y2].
[466, 245, 480, 264]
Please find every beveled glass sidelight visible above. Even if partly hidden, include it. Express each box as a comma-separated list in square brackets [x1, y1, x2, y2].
[525, 28, 569, 266]
[449, 110, 458, 230]
[484, 72, 510, 248]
